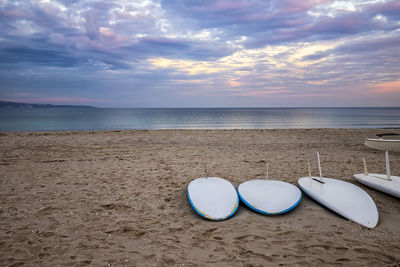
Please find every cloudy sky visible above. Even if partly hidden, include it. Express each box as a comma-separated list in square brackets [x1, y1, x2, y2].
[0, 0, 399, 107]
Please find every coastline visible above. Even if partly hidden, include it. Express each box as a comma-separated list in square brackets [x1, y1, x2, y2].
[2, 107, 400, 132]
[1, 129, 399, 265]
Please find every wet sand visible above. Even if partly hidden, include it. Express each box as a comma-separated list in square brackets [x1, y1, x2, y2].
[0, 129, 399, 266]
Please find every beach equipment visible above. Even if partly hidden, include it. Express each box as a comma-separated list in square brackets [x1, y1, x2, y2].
[238, 163, 302, 215]
[298, 152, 379, 228]
[364, 133, 400, 152]
[354, 151, 400, 198]
[187, 173, 239, 220]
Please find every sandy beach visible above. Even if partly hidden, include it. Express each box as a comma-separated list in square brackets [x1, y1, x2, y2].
[0, 129, 399, 266]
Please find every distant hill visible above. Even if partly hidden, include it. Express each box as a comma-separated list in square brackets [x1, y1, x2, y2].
[0, 100, 96, 109]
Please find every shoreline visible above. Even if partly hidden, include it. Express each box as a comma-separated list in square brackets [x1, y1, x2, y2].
[1, 126, 400, 133]
[1, 129, 399, 265]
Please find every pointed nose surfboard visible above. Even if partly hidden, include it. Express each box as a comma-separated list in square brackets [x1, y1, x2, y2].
[298, 177, 379, 228]
[187, 177, 239, 220]
[238, 180, 302, 215]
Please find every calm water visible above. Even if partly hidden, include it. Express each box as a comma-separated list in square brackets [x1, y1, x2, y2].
[0, 107, 399, 132]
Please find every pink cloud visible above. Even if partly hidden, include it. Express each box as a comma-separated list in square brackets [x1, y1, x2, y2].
[15, 93, 36, 97]
[280, 0, 333, 14]
[367, 0, 400, 17]
[233, 89, 293, 96]
[212, 1, 251, 11]
[368, 79, 400, 94]
[0, 9, 27, 19]
[193, 1, 252, 12]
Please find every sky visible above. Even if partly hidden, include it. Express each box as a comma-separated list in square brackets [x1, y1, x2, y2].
[0, 0, 399, 107]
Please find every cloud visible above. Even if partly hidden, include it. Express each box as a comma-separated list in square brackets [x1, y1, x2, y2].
[2, 0, 398, 64]
[0, 0, 399, 107]
[232, 89, 294, 96]
[0, 46, 81, 67]
[161, 0, 400, 48]
[368, 0, 400, 20]
[368, 79, 400, 94]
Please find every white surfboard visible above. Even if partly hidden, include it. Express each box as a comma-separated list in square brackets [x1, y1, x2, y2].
[298, 152, 378, 228]
[238, 180, 302, 215]
[365, 138, 400, 152]
[298, 177, 378, 228]
[354, 174, 400, 198]
[354, 152, 400, 198]
[187, 177, 239, 220]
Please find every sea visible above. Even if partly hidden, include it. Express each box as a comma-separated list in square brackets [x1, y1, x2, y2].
[0, 107, 400, 132]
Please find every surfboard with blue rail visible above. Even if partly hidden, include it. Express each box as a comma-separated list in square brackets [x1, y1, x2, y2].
[188, 177, 239, 220]
[238, 180, 302, 215]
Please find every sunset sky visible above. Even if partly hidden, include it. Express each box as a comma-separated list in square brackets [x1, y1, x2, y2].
[0, 0, 399, 107]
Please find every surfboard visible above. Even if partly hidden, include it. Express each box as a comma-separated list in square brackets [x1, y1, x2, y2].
[365, 138, 400, 152]
[354, 173, 400, 198]
[187, 177, 239, 220]
[298, 177, 379, 228]
[354, 152, 400, 198]
[238, 180, 301, 215]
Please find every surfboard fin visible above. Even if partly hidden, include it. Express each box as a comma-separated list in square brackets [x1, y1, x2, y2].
[363, 157, 368, 175]
[316, 152, 324, 183]
[385, 151, 392, 181]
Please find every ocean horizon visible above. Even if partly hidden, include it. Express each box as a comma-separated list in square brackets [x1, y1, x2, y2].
[1, 107, 400, 132]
